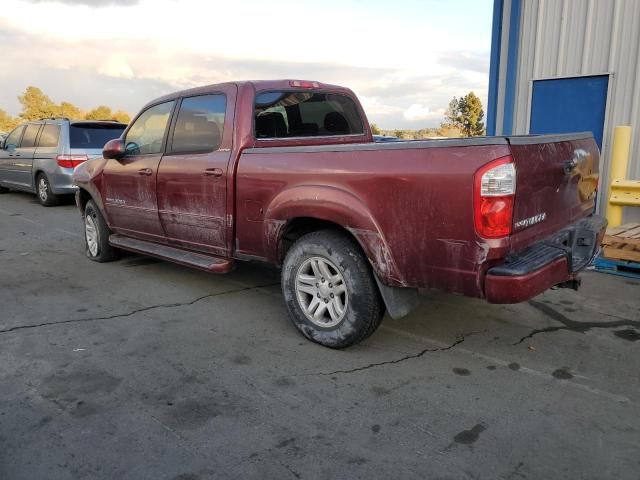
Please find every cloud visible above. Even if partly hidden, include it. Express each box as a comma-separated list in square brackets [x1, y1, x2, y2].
[0, 14, 489, 129]
[438, 51, 490, 74]
[403, 104, 441, 122]
[23, 0, 138, 6]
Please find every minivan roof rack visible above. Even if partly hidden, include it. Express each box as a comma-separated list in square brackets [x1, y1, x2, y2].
[42, 117, 70, 121]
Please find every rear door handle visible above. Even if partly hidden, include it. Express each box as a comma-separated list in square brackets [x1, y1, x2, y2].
[138, 168, 153, 176]
[203, 168, 223, 177]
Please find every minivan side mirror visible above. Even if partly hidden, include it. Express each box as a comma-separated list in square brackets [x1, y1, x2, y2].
[103, 138, 125, 159]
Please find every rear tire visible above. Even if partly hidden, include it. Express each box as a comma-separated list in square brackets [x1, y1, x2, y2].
[282, 230, 385, 348]
[84, 200, 118, 262]
[36, 173, 60, 206]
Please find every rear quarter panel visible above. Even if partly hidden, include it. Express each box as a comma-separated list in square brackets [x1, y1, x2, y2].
[236, 141, 510, 296]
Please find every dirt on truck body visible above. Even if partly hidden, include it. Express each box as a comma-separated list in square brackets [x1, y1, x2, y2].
[73, 79, 606, 348]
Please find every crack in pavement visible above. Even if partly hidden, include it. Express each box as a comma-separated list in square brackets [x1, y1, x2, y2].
[0, 282, 280, 335]
[513, 300, 640, 345]
[300, 331, 481, 376]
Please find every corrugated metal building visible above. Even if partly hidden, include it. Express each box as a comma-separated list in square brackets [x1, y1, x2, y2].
[487, 0, 640, 221]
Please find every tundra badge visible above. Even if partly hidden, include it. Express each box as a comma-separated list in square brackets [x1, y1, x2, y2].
[514, 212, 547, 230]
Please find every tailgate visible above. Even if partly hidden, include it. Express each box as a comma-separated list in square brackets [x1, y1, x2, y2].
[507, 132, 599, 251]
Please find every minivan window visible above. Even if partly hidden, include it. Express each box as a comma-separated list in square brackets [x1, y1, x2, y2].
[4, 125, 25, 148]
[38, 124, 61, 148]
[125, 102, 174, 155]
[70, 124, 126, 149]
[255, 91, 364, 139]
[21, 124, 42, 148]
[171, 94, 226, 153]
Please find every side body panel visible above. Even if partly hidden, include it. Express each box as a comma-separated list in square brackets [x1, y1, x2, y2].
[157, 85, 237, 256]
[101, 153, 165, 240]
[235, 142, 511, 295]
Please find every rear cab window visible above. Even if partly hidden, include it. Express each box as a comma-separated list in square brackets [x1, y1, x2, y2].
[254, 91, 364, 139]
[70, 123, 126, 149]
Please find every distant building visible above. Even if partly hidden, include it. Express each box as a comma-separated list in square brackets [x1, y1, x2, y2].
[487, 0, 640, 221]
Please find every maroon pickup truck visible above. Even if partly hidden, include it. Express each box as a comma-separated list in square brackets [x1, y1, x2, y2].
[73, 79, 606, 348]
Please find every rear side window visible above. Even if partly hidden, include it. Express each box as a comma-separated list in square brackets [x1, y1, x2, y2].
[255, 91, 364, 139]
[70, 124, 126, 149]
[171, 94, 226, 153]
[21, 124, 42, 148]
[38, 125, 60, 148]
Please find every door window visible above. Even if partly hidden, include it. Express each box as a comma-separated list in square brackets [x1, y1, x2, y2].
[21, 124, 42, 148]
[38, 125, 61, 148]
[170, 94, 226, 153]
[4, 125, 25, 149]
[124, 101, 174, 155]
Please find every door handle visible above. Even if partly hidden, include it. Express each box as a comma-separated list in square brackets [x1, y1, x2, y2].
[203, 168, 223, 177]
[138, 168, 153, 176]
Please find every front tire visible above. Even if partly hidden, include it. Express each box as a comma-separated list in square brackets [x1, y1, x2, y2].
[282, 230, 385, 348]
[36, 173, 60, 206]
[84, 200, 118, 262]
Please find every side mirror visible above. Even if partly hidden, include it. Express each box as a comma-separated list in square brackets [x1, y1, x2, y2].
[103, 138, 125, 159]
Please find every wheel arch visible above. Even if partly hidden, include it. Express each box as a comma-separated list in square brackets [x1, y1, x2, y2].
[264, 184, 405, 287]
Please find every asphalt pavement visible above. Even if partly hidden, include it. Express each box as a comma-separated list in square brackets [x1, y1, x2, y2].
[1, 191, 639, 480]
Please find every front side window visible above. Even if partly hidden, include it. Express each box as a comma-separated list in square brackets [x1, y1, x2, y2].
[171, 94, 226, 153]
[254, 91, 364, 139]
[37, 124, 61, 148]
[21, 124, 42, 148]
[125, 101, 174, 155]
[4, 125, 25, 149]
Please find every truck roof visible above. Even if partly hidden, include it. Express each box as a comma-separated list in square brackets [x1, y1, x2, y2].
[143, 79, 353, 110]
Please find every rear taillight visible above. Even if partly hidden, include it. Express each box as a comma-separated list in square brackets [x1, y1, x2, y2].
[57, 154, 89, 168]
[474, 156, 516, 238]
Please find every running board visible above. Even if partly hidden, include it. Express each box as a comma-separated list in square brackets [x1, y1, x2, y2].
[109, 234, 234, 274]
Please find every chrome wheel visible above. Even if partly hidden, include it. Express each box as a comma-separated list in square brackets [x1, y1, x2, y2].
[38, 177, 48, 202]
[295, 256, 348, 328]
[85, 214, 99, 257]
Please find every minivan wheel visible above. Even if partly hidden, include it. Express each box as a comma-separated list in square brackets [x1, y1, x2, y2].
[282, 230, 385, 348]
[84, 200, 118, 262]
[36, 173, 60, 206]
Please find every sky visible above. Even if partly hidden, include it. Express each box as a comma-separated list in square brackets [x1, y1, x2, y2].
[0, 0, 493, 129]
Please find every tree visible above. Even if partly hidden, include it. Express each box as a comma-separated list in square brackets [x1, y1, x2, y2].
[18, 86, 58, 120]
[0, 109, 20, 133]
[112, 110, 131, 124]
[85, 105, 114, 121]
[440, 92, 485, 137]
[370, 123, 381, 135]
[457, 92, 485, 136]
[58, 101, 83, 120]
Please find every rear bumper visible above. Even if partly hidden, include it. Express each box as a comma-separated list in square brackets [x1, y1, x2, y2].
[484, 215, 607, 303]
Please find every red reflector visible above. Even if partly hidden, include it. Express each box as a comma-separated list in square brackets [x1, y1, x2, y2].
[289, 80, 319, 89]
[57, 154, 89, 168]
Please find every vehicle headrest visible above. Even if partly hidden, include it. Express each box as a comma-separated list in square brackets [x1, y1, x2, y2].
[256, 112, 288, 138]
[324, 112, 350, 134]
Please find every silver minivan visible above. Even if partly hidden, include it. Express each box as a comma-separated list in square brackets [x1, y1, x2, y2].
[0, 119, 126, 206]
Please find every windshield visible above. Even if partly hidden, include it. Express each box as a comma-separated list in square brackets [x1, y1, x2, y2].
[70, 124, 126, 149]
